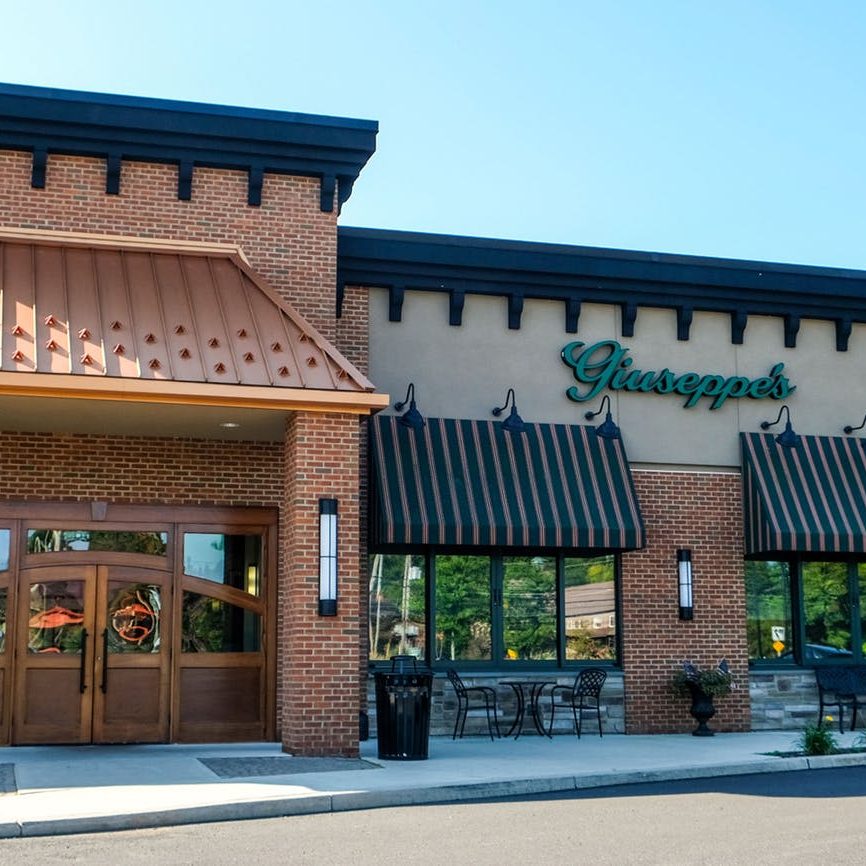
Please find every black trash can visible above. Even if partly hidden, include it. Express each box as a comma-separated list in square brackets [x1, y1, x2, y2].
[374, 656, 433, 760]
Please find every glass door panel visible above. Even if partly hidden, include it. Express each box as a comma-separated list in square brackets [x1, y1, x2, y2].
[92, 567, 170, 744]
[14, 566, 97, 744]
[106, 583, 162, 654]
[27, 580, 86, 654]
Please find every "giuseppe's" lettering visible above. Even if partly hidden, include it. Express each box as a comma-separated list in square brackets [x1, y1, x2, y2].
[561, 340, 795, 410]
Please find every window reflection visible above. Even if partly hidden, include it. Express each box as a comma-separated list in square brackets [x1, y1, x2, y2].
[107, 583, 161, 654]
[0, 529, 9, 571]
[502, 556, 556, 661]
[27, 530, 167, 556]
[0, 588, 6, 653]
[745, 560, 792, 660]
[564, 555, 616, 661]
[182, 592, 260, 652]
[803, 561, 853, 657]
[183, 534, 262, 596]
[369, 554, 426, 661]
[28, 581, 85, 654]
[434, 556, 491, 661]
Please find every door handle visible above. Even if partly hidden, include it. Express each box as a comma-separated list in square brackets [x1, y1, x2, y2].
[101, 629, 109, 694]
[79, 629, 89, 694]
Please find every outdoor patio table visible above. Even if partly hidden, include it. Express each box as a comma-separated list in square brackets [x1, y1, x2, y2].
[500, 680, 555, 739]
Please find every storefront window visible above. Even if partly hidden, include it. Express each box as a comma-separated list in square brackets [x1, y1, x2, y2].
[434, 556, 491, 661]
[564, 555, 616, 661]
[803, 561, 853, 658]
[368, 553, 426, 661]
[183, 533, 262, 596]
[369, 552, 621, 667]
[0, 529, 9, 571]
[747, 559, 866, 663]
[502, 556, 556, 661]
[27, 529, 167, 556]
[181, 592, 260, 652]
[745, 560, 792, 661]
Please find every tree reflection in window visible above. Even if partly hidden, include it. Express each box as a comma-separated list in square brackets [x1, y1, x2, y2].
[502, 556, 557, 661]
[182, 592, 260, 652]
[434, 556, 491, 661]
[369, 554, 425, 661]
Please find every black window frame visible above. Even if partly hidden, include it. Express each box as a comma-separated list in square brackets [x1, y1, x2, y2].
[367, 545, 622, 671]
[746, 553, 866, 667]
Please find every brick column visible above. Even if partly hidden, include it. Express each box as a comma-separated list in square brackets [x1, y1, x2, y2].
[620, 470, 751, 734]
[281, 411, 361, 756]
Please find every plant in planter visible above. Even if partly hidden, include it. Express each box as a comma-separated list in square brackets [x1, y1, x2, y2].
[672, 660, 733, 737]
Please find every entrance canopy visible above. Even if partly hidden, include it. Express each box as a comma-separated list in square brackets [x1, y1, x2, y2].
[0, 228, 387, 415]
[370, 415, 645, 550]
[741, 432, 866, 555]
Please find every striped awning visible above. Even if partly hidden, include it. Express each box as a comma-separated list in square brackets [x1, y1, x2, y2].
[370, 415, 645, 550]
[741, 432, 866, 554]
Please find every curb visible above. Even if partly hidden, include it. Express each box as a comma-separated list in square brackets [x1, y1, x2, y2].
[1, 752, 864, 838]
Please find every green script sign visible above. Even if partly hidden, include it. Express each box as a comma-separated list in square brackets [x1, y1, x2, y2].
[561, 340, 795, 410]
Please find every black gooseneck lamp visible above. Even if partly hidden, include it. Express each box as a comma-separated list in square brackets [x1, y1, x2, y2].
[584, 394, 621, 440]
[760, 404, 799, 448]
[492, 388, 526, 434]
[843, 414, 866, 435]
[395, 382, 425, 430]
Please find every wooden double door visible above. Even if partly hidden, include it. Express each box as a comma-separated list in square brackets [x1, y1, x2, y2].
[14, 564, 171, 744]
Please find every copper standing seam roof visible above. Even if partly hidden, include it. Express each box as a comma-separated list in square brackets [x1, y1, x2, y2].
[0, 228, 387, 413]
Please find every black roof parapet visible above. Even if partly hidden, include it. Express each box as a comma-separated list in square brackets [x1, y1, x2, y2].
[338, 226, 866, 350]
[0, 83, 378, 211]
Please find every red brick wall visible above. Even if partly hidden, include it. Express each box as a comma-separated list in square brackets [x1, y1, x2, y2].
[0, 151, 338, 341]
[281, 411, 361, 756]
[620, 470, 750, 733]
[0, 430, 282, 505]
[336, 285, 370, 376]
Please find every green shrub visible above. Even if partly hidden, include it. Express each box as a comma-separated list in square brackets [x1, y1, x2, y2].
[799, 721, 838, 756]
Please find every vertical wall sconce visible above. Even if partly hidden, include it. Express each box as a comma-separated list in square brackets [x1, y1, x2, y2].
[319, 498, 338, 616]
[677, 548, 693, 620]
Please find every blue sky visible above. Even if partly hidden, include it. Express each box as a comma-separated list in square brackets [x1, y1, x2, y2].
[3, 1, 866, 269]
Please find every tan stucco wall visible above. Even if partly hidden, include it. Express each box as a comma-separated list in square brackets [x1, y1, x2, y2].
[368, 289, 866, 468]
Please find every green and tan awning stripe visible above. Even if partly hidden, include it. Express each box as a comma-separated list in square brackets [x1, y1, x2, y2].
[370, 415, 645, 550]
[741, 432, 866, 554]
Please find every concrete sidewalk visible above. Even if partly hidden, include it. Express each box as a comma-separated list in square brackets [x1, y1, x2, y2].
[1, 730, 865, 838]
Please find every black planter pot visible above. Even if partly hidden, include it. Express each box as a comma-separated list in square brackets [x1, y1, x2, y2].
[687, 684, 716, 736]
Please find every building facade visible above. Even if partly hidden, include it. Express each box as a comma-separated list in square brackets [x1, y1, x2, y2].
[1, 83, 865, 751]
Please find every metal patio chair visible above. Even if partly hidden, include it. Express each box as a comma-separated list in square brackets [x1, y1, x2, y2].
[446, 668, 502, 740]
[546, 667, 607, 738]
